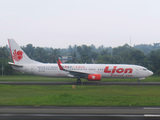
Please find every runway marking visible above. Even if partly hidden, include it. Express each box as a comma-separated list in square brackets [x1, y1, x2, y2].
[0, 114, 143, 117]
[1, 114, 160, 117]
[144, 114, 160, 117]
[144, 107, 160, 110]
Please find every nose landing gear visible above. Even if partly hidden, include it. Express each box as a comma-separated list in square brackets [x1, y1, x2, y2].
[137, 78, 145, 83]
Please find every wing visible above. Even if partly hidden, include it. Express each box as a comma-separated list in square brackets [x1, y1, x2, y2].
[57, 60, 90, 78]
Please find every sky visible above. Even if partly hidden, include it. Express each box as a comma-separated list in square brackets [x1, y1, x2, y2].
[0, 0, 160, 48]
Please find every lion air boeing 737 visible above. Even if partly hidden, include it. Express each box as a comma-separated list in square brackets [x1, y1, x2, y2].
[8, 39, 153, 83]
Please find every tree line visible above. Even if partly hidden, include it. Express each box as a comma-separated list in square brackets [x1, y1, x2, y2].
[0, 43, 160, 75]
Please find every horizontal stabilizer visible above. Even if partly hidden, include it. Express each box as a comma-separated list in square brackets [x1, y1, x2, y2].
[8, 62, 23, 67]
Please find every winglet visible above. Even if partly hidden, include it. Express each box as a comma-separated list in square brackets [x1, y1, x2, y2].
[57, 59, 64, 70]
[58, 59, 62, 64]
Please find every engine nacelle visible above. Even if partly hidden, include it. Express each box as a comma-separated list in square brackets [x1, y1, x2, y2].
[88, 74, 101, 81]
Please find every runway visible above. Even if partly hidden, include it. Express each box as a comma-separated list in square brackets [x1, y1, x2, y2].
[0, 106, 160, 120]
[0, 81, 160, 85]
[1, 106, 160, 114]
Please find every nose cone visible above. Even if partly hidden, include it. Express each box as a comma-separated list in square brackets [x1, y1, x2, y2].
[148, 70, 153, 76]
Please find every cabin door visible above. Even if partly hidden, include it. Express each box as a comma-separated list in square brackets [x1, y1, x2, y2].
[31, 66, 34, 74]
[136, 68, 139, 74]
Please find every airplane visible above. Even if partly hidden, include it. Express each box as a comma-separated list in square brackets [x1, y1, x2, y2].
[8, 39, 153, 83]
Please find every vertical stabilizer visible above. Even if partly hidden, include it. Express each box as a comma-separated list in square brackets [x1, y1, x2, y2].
[8, 39, 39, 64]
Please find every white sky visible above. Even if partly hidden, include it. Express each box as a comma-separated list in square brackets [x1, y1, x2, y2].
[0, 0, 160, 48]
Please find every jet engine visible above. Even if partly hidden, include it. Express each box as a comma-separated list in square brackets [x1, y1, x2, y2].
[88, 74, 101, 81]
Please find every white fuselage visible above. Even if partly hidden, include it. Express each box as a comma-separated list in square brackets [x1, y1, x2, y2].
[13, 63, 153, 79]
[8, 39, 153, 81]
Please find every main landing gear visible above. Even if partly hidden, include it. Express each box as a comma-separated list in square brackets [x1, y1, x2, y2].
[77, 78, 81, 83]
[137, 79, 140, 83]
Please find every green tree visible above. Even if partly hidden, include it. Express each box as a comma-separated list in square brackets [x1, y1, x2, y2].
[34, 47, 47, 62]
[148, 49, 160, 74]
[3, 63, 13, 75]
[130, 49, 145, 65]
[90, 51, 99, 62]
[77, 45, 92, 63]
[49, 48, 61, 63]
[22, 44, 35, 59]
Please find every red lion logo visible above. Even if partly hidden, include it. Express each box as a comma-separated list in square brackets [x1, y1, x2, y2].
[13, 50, 23, 61]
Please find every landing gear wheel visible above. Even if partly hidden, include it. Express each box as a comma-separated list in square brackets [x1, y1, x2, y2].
[137, 80, 140, 83]
[77, 78, 81, 83]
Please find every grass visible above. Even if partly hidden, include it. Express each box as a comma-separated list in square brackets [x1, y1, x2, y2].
[0, 75, 159, 82]
[0, 75, 159, 106]
[0, 85, 160, 106]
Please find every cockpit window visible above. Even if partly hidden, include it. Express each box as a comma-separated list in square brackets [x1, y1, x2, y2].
[143, 69, 147, 71]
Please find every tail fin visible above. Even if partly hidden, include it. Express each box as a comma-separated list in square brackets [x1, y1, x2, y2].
[8, 39, 39, 65]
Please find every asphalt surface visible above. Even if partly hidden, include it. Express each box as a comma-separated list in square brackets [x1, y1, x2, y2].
[0, 106, 160, 120]
[0, 81, 160, 85]
[1, 106, 160, 114]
